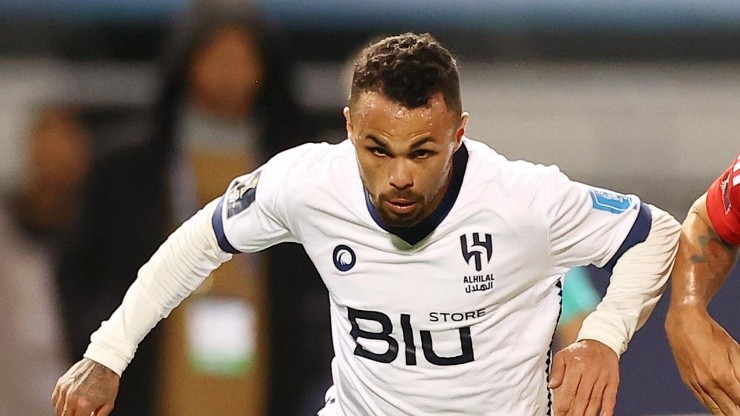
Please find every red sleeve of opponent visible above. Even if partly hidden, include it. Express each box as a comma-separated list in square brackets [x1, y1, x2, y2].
[706, 156, 740, 245]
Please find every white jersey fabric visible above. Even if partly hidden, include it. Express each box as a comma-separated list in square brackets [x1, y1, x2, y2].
[210, 138, 650, 415]
[84, 137, 678, 416]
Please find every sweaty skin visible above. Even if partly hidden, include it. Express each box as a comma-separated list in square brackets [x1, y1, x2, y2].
[345, 91, 467, 228]
[666, 194, 740, 415]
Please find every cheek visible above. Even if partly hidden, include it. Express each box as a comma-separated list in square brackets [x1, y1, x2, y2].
[357, 156, 395, 195]
[422, 159, 451, 194]
[356, 155, 379, 184]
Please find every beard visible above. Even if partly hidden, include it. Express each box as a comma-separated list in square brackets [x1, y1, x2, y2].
[374, 191, 426, 228]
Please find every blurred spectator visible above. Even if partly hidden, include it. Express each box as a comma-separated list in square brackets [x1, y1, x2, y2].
[151, 3, 289, 415]
[155, 2, 314, 415]
[56, 1, 316, 415]
[554, 267, 602, 348]
[54, 106, 167, 416]
[0, 106, 90, 415]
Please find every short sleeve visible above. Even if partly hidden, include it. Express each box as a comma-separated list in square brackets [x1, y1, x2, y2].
[706, 154, 740, 245]
[541, 166, 652, 271]
[211, 151, 300, 254]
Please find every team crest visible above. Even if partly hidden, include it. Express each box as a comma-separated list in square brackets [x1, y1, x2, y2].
[460, 233, 492, 272]
[226, 171, 261, 218]
[460, 233, 494, 293]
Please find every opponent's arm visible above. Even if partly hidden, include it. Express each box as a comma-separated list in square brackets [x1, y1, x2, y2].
[665, 193, 740, 415]
[52, 200, 232, 416]
[551, 204, 680, 416]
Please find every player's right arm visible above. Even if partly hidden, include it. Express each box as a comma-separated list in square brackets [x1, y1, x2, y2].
[666, 158, 740, 415]
[51, 145, 310, 416]
[52, 199, 234, 416]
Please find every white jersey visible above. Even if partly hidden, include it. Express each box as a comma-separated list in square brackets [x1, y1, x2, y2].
[212, 138, 651, 415]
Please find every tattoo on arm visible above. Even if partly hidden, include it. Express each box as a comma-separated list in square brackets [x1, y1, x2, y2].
[690, 227, 733, 264]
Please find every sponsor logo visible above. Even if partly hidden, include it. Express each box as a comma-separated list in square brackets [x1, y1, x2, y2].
[348, 308, 475, 366]
[333, 245, 356, 272]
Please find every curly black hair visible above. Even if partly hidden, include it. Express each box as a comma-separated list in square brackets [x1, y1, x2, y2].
[349, 33, 461, 115]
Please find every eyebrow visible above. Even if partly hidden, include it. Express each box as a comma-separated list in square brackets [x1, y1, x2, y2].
[365, 135, 434, 149]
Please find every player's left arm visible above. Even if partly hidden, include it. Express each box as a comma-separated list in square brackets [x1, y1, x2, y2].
[539, 168, 681, 416]
[550, 203, 680, 416]
[551, 203, 679, 416]
[575, 202, 680, 355]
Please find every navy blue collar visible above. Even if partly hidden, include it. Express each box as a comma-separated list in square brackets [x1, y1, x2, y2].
[364, 142, 469, 245]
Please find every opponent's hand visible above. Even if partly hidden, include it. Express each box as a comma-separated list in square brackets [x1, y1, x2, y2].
[549, 339, 619, 416]
[52, 358, 120, 416]
[666, 306, 740, 415]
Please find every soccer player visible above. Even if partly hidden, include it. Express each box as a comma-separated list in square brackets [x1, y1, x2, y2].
[52, 33, 680, 416]
[666, 154, 740, 415]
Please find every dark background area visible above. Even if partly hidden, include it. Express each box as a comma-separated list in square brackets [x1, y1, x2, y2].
[3, 1, 740, 63]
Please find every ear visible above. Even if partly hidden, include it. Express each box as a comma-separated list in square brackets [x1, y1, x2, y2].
[455, 112, 469, 147]
[343, 107, 355, 144]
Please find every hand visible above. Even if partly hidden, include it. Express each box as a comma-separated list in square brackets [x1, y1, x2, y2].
[666, 306, 740, 415]
[51, 358, 120, 416]
[549, 339, 619, 416]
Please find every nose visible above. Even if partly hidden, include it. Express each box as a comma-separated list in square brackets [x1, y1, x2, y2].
[389, 159, 413, 190]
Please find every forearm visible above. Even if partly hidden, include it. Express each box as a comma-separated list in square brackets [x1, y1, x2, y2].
[664, 185, 740, 414]
[668, 196, 739, 313]
[83, 199, 232, 375]
[577, 204, 680, 356]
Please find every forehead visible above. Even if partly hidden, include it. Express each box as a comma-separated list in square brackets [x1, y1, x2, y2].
[351, 91, 455, 132]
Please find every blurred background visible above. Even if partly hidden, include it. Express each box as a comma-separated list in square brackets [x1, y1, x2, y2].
[0, 0, 738, 415]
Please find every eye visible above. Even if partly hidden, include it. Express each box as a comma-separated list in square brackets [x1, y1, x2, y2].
[411, 149, 434, 159]
[369, 146, 389, 157]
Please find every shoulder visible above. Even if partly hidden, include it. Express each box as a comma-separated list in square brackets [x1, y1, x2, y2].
[705, 153, 740, 243]
[720, 154, 740, 206]
[706, 153, 740, 211]
[252, 140, 354, 206]
[263, 140, 352, 182]
[267, 140, 345, 168]
[463, 137, 564, 196]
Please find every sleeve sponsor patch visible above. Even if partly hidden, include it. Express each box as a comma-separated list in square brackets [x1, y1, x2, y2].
[589, 189, 632, 214]
[226, 171, 261, 218]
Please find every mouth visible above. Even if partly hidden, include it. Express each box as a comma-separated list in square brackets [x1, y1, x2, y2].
[383, 199, 418, 215]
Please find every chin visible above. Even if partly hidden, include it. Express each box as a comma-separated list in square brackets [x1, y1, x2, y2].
[380, 212, 422, 228]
